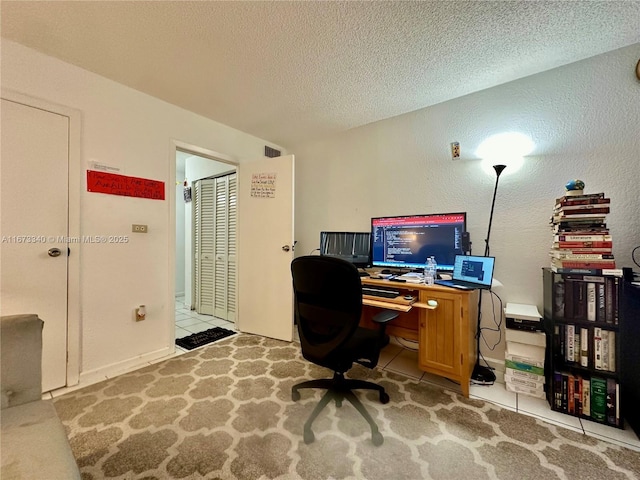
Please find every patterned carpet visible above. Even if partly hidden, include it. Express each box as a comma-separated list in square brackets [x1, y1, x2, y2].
[53, 334, 640, 479]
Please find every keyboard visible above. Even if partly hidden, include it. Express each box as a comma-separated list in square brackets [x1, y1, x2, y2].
[434, 279, 473, 290]
[362, 286, 401, 298]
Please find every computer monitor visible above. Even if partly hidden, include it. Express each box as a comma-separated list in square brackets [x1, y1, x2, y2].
[319, 231, 371, 267]
[370, 213, 466, 272]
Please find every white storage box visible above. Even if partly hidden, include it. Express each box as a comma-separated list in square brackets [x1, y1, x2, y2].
[505, 367, 545, 384]
[506, 341, 545, 363]
[505, 382, 546, 399]
[505, 329, 546, 347]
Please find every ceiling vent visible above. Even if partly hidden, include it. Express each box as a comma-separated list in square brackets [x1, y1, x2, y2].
[264, 146, 281, 158]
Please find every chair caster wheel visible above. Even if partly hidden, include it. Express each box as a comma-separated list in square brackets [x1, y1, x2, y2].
[303, 429, 315, 444]
[292, 390, 300, 401]
[380, 392, 390, 404]
[371, 431, 384, 446]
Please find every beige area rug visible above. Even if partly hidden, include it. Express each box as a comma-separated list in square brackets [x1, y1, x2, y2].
[54, 334, 640, 480]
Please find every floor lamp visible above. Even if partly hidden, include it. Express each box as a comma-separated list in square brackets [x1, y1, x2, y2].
[471, 164, 506, 384]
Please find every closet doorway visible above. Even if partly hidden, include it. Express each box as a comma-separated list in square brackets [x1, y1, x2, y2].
[175, 149, 236, 323]
[193, 173, 237, 321]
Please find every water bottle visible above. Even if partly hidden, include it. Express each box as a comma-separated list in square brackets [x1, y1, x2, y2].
[424, 256, 436, 285]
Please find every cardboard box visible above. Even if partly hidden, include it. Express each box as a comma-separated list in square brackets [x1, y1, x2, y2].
[505, 367, 545, 384]
[505, 329, 546, 347]
[506, 341, 545, 362]
[505, 382, 546, 399]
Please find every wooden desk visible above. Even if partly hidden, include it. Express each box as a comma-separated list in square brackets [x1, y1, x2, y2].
[360, 277, 478, 397]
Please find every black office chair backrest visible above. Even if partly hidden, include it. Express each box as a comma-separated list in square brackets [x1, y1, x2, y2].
[291, 255, 363, 364]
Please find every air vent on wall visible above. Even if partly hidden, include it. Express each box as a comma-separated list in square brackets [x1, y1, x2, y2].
[264, 146, 281, 158]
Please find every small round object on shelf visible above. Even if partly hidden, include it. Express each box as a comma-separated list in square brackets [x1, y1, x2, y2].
[565, 179, 585, 196]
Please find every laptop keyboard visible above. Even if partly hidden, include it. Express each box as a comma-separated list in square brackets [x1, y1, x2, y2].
[435, 279, 472, 290]
[362, 286, 400, 298]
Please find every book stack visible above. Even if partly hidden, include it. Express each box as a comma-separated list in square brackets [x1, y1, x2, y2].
[554, 323, 617, 369]
[555, 276, 620, 325]
[504, 303, 545, 398]
[551, 373, 620, 427]
[549, 191, 617, 275]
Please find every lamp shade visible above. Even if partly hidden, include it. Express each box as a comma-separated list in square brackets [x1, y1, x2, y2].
[476, 132, 534, 175]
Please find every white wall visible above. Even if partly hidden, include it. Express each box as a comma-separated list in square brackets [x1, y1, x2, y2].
[292, 43, 640, 362]
[1, 40, 283, 379]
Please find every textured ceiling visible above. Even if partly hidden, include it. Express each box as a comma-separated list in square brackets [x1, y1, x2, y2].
[2, 1, 639, 148]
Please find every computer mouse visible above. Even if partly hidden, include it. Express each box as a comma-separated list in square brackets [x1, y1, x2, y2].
[403, 295, 413, 300]
[427, 300, 438, 307]
[381, 269, 392, 274]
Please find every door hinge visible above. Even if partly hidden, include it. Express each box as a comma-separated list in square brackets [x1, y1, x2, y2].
[461, 353, 464, 365]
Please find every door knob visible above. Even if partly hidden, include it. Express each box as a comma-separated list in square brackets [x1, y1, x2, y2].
[282, 245, 290, 252]
[48, 248, 62, 257]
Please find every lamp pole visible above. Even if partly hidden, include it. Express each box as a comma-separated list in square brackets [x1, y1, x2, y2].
[471, 164, 506, 384]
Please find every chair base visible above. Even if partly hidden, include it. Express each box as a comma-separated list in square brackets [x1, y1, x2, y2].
[291, 372, 388, 446]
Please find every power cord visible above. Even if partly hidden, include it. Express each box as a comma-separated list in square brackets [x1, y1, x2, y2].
[394, 336, 419, 351]
[471, 290, 504, 384]
[480, 290, 504, 352]
[632, 245, 640, 269]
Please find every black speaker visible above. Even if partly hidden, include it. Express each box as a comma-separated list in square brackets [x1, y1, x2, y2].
[462, 232, 471, 254]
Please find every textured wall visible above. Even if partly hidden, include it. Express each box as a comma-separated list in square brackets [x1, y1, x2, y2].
[293, 44, 640, 362]
[1, 40, 279, 379]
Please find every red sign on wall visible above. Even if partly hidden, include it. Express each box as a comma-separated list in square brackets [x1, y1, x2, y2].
[87, 170, 165, 200]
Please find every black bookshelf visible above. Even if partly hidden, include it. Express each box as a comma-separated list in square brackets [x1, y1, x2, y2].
[620, 281, 640, 438]
[542, 268, 624, 429]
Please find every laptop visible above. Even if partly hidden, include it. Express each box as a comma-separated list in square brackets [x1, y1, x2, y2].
[435, 255, 495, 290]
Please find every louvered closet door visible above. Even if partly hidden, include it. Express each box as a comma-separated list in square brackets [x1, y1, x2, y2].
[194, 174, 237, 321]
[194, 179, 215, 315]
[214, 174, 237, 321]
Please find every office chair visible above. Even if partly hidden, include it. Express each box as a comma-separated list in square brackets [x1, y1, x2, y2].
[290, 255, 399, 446]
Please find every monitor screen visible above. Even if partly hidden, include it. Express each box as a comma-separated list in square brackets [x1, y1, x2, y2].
[452, 255, 495, 287]
[370, 213, 466, 271]
[319, 231, 371, 267]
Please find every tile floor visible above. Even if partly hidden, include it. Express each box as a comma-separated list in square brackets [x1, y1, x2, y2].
[376, 337, 640, 452]
[174, 295, 238, 354]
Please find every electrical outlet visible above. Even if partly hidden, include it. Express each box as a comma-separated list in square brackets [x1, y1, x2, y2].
[132, 224, 148, 233]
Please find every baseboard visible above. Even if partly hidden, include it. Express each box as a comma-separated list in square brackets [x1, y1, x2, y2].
[482, 355, 506, 384]
[53, 346, 176, 395]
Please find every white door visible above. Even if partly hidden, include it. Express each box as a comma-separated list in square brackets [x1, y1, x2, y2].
[214, 174, 237, 321]
[194, 179, 215, 315]
[194, 174, 237, 321]
[0, 98, 69, 391]
[237, 155, 294, 341]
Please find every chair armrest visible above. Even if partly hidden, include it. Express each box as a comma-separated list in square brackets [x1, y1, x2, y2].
[371, 310, 399, 324]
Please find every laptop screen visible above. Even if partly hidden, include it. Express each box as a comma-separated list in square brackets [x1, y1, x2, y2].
[452, 255, 495, 287]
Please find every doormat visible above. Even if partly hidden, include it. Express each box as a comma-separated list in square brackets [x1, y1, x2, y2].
[176, 327, 236, 350]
